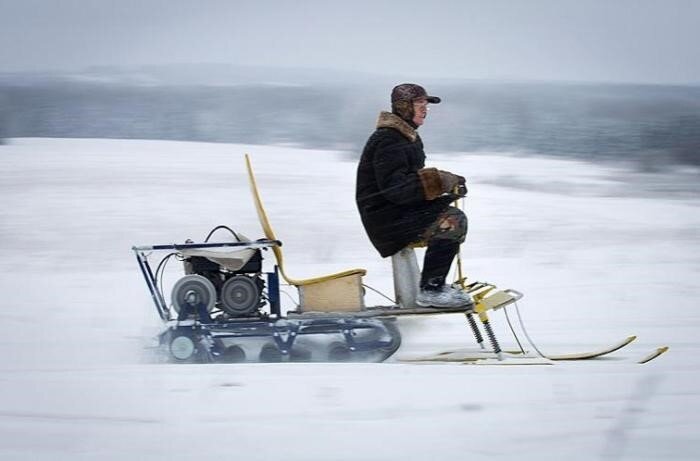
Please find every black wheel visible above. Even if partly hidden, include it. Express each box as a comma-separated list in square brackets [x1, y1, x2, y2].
[169, 335, 196, 362]
[259, 343, 282, 362]
[289, 346, 313, 362]
[327, 342, 352, 362]
[220, 345, 247, 363]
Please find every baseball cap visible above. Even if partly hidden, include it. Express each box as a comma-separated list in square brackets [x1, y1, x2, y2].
[391, 83, 441, 104]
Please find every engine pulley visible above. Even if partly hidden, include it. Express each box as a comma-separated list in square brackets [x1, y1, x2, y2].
[171, 274, 216, 314]
[220, 275, 261, 316]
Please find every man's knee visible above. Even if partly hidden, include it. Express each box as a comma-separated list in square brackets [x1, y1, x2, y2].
[424, 207, 468, 243]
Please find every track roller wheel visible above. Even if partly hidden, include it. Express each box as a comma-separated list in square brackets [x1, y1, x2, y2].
[290, 346, 312, 362]
[259, 343, 283, 362]
[169, 335, 196, 362]
[221, 345, 247, 363]
[328, 342, 352, 362]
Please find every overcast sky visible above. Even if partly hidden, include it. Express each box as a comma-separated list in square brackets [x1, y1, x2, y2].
[1, 0, 699, 84]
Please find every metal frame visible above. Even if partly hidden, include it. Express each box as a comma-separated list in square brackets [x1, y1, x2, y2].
[132, 239, 282, 321]
[133, 238, 402, 363]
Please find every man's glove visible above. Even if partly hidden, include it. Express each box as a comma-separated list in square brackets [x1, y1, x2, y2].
[439, 170, 467, 196]
[455, 182, 468, 197]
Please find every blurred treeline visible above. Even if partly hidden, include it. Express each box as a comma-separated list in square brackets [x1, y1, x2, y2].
[1, 78, 699, 169]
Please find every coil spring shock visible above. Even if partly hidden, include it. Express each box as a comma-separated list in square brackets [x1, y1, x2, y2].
[466, 313, 485, 349]
[482, 319, 502, 355]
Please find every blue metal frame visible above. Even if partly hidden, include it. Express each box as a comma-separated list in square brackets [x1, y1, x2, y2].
[267, 266, 281, 316]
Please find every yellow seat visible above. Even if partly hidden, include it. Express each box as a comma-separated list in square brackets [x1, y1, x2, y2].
[244, 154, 366, 312]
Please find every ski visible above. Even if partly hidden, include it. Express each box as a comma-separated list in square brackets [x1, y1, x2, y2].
[466, 357, 553, 365]
[399, 335, 637, 363]
[398, 350, 553, 365]
[399, 349, 550, 364]
[637, 346, 669, 364]
[545, 335, 637, 360]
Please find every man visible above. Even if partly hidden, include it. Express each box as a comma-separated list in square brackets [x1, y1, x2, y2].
[355, 83, 473, 309]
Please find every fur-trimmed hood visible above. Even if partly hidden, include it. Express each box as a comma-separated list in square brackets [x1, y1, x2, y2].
[376, 111, 417, 143]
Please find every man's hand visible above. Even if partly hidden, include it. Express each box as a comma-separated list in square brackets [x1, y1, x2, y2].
[439, 170, 467, 196]
[455, 183, 468, 197]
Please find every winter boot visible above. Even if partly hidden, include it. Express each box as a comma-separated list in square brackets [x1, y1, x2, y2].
[416, 278, 474, 309]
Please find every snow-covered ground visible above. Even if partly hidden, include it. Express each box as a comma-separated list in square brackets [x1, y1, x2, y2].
[1, 138, 699, 460]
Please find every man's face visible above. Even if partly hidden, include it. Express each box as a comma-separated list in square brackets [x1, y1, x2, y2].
[412, 98, 429, 126]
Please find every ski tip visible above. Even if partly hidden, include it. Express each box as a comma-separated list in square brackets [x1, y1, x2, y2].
[638, 346, 669, 364]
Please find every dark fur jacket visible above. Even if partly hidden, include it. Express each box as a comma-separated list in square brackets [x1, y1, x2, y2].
[355, 111, 452, 257]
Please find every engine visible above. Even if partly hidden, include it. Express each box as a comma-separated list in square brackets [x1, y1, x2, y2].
[172, 249, 266, 320]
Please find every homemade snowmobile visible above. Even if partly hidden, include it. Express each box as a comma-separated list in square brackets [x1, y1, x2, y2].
[134, 154, 663, 365]
[133, 154, 525, 364]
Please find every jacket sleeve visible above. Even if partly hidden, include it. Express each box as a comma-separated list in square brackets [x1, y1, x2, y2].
[372, 138, 439, 205]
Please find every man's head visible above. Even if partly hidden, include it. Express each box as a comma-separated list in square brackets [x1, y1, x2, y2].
[391, 83, 441, 127]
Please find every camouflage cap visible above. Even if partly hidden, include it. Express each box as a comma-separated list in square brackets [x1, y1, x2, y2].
[391, 83, 441, 104]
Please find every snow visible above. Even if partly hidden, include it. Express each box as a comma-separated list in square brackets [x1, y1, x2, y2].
[1, 137, 699, 460]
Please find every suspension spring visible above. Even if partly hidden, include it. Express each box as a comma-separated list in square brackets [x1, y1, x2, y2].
[482, 319, 502, 355]
[466, 313, 485, 348]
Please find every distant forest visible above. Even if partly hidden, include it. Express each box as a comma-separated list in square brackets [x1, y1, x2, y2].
[1, 80, 699, 168]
